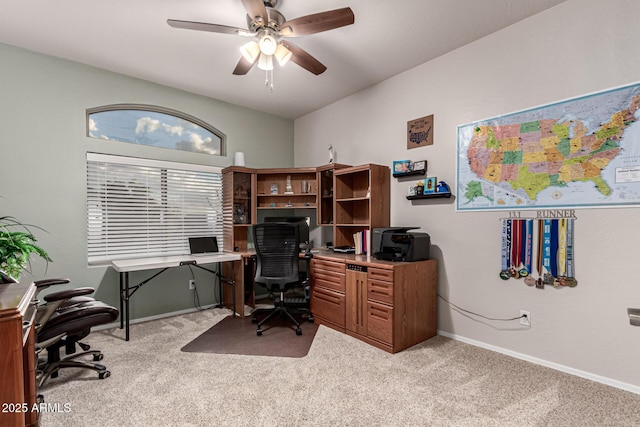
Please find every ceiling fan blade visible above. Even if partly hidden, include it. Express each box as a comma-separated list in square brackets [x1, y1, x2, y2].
[167, 19, 246, 35]
[232, 56, 256, 75]
[241, 0, 268, 24]
[281, 41, 327, 75]
[279, 7, 354, 37]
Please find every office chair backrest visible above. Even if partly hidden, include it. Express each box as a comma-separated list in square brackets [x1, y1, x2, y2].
[253, 222, 300, 290]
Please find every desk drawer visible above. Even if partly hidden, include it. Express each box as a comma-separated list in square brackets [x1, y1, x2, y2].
[311, 286, 345, 328]
[313, 271, 345, 292]
[311, 259, 345, 292]
[367, 301, 393, 345]
[368, 267, 393, 282]
[311, 259, 345, 275]
[368, 278, 393, 305]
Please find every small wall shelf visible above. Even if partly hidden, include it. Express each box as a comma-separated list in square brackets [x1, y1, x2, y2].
[406, 192, 452, 200]
[393, 169, 426, 178]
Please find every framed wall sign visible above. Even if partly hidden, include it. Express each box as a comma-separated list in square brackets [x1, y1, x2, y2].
[407, 115, 434, 149]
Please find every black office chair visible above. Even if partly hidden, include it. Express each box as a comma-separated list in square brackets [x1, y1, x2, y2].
[0, 270, 119, 385]
[252, 222, 312, 336]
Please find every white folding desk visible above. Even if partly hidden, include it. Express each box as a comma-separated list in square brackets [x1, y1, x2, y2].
[111, 253, 241, 341]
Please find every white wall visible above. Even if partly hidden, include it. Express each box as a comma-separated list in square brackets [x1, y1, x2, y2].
[294, 0, 640, 391]
[0, 42, 293, 320]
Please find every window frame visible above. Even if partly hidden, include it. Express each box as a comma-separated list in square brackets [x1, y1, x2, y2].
[86, 104, 227, 156]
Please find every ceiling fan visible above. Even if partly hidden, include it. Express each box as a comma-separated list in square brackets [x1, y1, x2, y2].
[168, 0, 355, 76]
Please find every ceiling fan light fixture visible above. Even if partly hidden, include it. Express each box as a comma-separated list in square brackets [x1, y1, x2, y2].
[240, 41, 260, 63]
[258, 34, 277, 56]
[257, 53, 274, 71]
[274, 43, 292, 66]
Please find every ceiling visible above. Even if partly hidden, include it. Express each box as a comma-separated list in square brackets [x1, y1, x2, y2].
[0, 0, 567, 119]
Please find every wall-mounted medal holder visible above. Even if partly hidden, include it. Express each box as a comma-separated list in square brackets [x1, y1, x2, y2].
[499, 210, 577, 289]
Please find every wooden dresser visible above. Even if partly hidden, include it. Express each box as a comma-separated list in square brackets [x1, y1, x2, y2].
[0, 282, 38, 427]
[310, 251, 437, 353]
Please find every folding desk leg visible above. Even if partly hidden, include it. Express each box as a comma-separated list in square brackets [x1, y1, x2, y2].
[125, 272, 130, 341]
[119, 272, 124, 330]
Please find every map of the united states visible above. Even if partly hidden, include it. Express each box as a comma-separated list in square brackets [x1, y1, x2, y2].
[464, 94, 640, 205]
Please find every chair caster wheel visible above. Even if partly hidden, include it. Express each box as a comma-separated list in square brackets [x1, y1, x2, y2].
[296, 328, 302, 336]
[98, 371, 110, 380]
[257, 329, 263, 336]
[308, 315, 314, 323]
[93, 353, 104, 361]
[251, 316, 257, 323]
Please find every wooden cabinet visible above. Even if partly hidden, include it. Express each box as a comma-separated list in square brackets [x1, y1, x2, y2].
[223, 166, 256, 252]
[255, 168, 317, 210]
[333, 164, 390, 250]
[224, 163, 375, 252]
[309, 258, 346, 329]
[0, 282, 38, 427]
[345, 266, 368, 336]
[346, 265, 396, 346]
[316, 163, 349, 226]
[310, 253, 437, 353]
[365, 267, 395, 345]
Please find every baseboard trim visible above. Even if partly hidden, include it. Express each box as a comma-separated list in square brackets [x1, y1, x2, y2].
[438, 329, 640, 395]
[93, 304, 221, 332]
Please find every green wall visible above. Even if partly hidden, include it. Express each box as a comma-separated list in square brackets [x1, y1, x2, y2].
[0, 42, 293, 322]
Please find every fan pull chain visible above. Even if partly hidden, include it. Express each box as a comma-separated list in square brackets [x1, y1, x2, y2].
[264, 69, 274, 91]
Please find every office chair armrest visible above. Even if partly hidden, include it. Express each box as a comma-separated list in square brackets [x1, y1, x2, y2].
[34, 278, 70, 287]
[43, 287, 95, 303]
[34, 278, 71, 297]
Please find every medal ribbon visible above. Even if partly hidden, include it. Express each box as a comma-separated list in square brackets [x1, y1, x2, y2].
[501, 220, 509, 272]
[537, 219, 543, 277]
[506, 220, 512, 270]
[512, 220, 521, 270]
[566, 219, 574, 278]
[542, 219, 551, 275]
[524, 219, 533, 274]
[557, 219, 567, 277]
[549, 219, 559, 277]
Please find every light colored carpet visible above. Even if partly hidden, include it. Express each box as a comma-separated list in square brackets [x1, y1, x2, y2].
[38, 309, 640, 426]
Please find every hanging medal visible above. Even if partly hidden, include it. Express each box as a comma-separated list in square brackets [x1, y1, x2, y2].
[564, 218, 578, 287]
[542, 219, 553, 287]
[523, 219, 536, 286]
[535, 219, 545, 288]
[557, 219, 567, 286]
[500, 219, 511, 280]
[510, 219, 521, 278]
[550, 219, 560, 287]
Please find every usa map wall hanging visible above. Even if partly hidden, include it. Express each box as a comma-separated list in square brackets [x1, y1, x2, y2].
[456, 82, 640, 211]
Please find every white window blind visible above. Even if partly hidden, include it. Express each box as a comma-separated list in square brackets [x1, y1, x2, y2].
[87, 153, 223, 265]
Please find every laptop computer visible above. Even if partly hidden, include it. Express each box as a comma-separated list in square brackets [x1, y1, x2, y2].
[188, 236, 219, 256]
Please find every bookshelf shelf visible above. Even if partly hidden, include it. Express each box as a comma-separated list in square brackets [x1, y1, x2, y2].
[333, 164, 390, 250]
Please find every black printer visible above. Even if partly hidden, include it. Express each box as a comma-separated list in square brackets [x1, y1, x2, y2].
[372, 227, 430, 262]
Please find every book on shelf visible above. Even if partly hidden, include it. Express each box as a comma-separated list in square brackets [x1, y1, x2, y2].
[352, 229, 370, 255]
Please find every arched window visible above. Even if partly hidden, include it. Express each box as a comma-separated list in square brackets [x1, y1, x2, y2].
[86, 104, 226, 156]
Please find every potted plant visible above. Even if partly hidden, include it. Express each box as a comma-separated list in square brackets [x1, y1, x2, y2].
[0, 216, 51, 280]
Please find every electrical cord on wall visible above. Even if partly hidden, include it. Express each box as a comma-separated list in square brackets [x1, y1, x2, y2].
[187, 265, 206, 311]
[438, 294, 526, 322]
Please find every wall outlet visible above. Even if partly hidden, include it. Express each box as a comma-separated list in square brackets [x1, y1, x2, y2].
[520, 310, 531, 327]
[189, 279, 196, 290]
